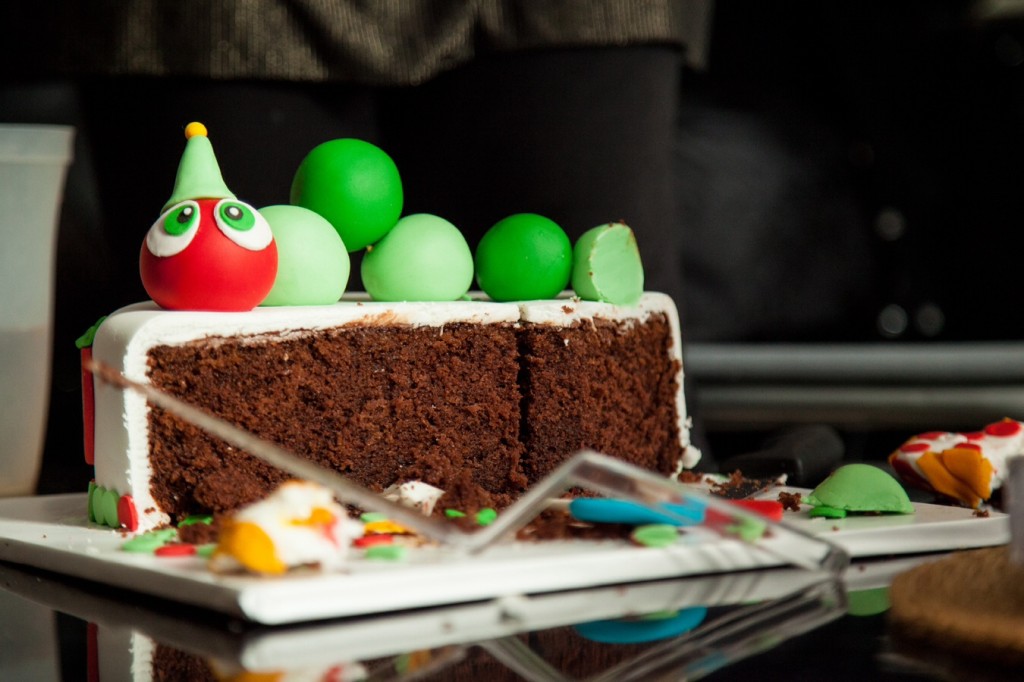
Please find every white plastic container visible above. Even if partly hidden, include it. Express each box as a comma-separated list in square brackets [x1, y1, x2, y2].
[0, 124, 74, 497]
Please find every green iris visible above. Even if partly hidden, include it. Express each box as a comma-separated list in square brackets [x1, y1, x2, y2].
[218, 201, 256, 231]
[162, 203, 198, 236]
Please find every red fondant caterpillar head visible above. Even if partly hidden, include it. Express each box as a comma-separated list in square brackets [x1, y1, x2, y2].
[140, 122, 277, 311]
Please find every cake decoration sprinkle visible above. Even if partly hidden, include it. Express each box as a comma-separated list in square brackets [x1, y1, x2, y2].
[117, 494, 139, 532]
[630, 524, 678, 548]
[195, 544, 216, 558]
[363, 519, 410, 535]
[178, 514, 213, 527]
[154, 543, 197, 557]
[444, 509, 466, 519]
[364, 545, 406, 561]
[475, 508, 498, 526]
[727, 517, 768, 542]
[354, 534, 394, 549]
[360, 512, 388, 523]
[121, 528, 177, 553]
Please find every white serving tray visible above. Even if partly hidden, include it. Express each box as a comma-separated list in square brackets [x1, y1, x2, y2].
[0, 492, 1007, 625]
[755, 486, 1009, 556]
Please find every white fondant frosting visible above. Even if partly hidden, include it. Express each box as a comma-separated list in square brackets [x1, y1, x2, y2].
[91, 293, 695, 532]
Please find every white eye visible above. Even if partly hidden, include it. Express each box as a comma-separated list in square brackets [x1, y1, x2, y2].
[214, 199, 273, 251]
[145, 201, 201, 257]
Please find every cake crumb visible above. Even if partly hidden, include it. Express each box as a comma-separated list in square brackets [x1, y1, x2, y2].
[777, 491, 803, 511]
[973, 508, 990, 518]
[677, 470, 703, 484]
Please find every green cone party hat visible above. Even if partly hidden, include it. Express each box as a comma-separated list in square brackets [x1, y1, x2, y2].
[162, 122, 236, 212]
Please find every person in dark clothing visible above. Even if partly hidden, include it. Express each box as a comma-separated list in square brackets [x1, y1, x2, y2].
[0, 1, 710, 492]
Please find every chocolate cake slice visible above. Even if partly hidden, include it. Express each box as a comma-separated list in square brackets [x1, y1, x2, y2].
[88, 294, 696, 532]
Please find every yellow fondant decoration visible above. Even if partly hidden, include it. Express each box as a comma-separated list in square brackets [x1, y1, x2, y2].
[363, 519, 410, 535]
[915, 451, 982, 508]
[184, 121, 208, 139]
[938, 447, 994, 501]
[291, 506, 335, 527]
[216, 520, 286, 575]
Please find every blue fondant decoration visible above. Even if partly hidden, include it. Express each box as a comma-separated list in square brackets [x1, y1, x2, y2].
[568, 498, 705, 527]
[573, 607, 709, 644]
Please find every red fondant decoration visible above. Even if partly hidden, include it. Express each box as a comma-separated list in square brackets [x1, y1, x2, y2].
[984, 420, 1022, 438]
[140, 198, 277, 311]
[155, 543, 198, 557]
[117, 494, 139, 532]
[728, 498, 785, 521]
[353, 534, 394, 549]
[81, 347, 95, 465]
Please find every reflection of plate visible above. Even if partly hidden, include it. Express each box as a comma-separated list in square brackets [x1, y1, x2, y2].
[0, 550, 942, 678]
[0, 491, 1007, 625]
[0, 558, 832, 668]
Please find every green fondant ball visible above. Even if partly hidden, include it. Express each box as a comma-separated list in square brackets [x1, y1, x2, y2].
[361, 213, 474, 301]
[290, 138, 403, 252]
[258, 205, 350, 306]
[571, 222, 644, 305]
[474, 213, 572, 301]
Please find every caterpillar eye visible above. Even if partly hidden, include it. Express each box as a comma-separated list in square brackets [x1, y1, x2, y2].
[215, 199, 273, 250]
[145, 201, 201, 257]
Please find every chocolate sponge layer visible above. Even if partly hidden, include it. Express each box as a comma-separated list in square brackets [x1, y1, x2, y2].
[145, 315, 679, 520]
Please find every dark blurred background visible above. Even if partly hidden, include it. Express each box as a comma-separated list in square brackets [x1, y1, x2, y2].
[3, 0, 1024, 493]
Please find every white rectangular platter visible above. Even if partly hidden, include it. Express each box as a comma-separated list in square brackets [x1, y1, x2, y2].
[0, 491, 1007, 625]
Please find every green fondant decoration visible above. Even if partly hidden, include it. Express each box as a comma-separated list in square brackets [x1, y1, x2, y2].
[365, 544, 407, 561]
[807, 463, 914, 514]
[809, 505, 847, 519]
[474, 213, 572, 301]
[361, 214, 474, 301]
[571, 222, 644, 305]
[394, 653, 412, 675]
[90, 485, 108, 526]
[475, 508, 498, 526]
[121, 529, 177, 553]
[87, 481, 97, 523]
[100, 488, 120, 528]
[196, 543, 217, 558]
[290, 138, 403, 252]
[360, 512, 388, 523]
[847, 587, 891, 617]
[259, 205, 350, 306]
[75, 317, 107, 350]
[163, 131, 235, 212]
[728, 517, 767, 542]
[631, 524, 678, 548]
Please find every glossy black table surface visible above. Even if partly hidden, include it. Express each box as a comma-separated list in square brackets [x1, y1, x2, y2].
[0, 549, 1010, 682]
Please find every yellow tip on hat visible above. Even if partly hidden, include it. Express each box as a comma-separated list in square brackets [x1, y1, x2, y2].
[184, 121, 208, 140]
